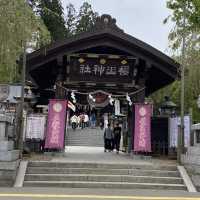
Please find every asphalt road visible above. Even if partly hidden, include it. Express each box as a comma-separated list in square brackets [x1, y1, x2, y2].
[0, 188, 199, 200]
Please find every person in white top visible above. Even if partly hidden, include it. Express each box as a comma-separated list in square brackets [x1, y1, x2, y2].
[77, 115, 80, 127]
[84, 113, 89, 127]
[70, 114, 78, 130]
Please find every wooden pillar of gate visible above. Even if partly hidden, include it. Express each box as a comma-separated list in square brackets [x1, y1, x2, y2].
[55, 56, 67, 100]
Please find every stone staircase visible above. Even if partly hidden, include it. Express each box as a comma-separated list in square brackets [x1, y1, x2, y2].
[23, 161, 186, 190]
[65, 127, 104, 147]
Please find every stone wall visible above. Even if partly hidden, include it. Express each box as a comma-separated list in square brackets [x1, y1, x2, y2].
[182, 147, 200, 191]
[0, 114, 19, 187]
[181, 124, 200, 191]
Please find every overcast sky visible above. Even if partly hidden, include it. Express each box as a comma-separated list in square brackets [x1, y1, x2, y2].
[61, 0, 174, 55]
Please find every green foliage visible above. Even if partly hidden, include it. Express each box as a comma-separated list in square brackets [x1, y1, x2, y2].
[0, 0, 98, 84]
[165, 0, 200, 50]
[152, 0, 200, 122]
[76, 2, 99, 34]
[65, 1, 99, 36]
[30, 1, 98, 40]
[151, 45, 200, 121]
[36, 0, 67, 41]
[0, 0, 50, 83]
[65, 3, 77, 37]
[151, 81, 180, 112]
[184, 46, 200, 121]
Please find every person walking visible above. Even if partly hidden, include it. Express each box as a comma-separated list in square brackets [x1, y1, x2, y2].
[99, 116, 104, 130]
[79, 113, 85, 129]
[90, 113, 96, 128]
[103, 123, 113, 152]
[113, 123, 121, 154]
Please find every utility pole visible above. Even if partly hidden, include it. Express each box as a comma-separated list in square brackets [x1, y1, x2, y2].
[17, 42, 26, 158]
[178, 1, 187, 164]
[17, 0, 29, 157]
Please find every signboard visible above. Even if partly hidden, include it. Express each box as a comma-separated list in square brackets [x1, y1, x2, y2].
[26, 115, 46, 139]
[133, 104, 151, 152]
[169, 116, 190, 148]
[69, 55, 136, 83]
[45, 100, 67, 149]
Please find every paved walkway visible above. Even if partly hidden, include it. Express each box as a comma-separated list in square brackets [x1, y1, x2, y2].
[0, 187, 200, 200]
[37, 146, 177, 166]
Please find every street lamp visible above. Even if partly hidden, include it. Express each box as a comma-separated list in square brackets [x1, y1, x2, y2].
[178, 0, 187, 165]
[160, 96, 177, 116]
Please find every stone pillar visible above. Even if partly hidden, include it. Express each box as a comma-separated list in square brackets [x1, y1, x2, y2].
[0, 115, 19, 161]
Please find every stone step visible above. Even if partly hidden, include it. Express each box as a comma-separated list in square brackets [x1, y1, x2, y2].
[67, 129, 102, 131]
[0, 170, 16, 179]
[67, 131, 103, 135]
[66, 138, 102, 141]
[0, 160, 20, 170]
[66, 138, 103, 141]
[66, 139, 103, 142]
[66, 137, 104, 140]
[66, 135, 103, 138]
[24, 174, 183, 184]
[66, 139, 104, 142]
[65, 142, 103, 145]
[0, 180, 13, 187]
[26, 167, 180, 177]
[65, 144, 103, 147]
[67, 134, 103, 136]
[67, 139, 103, 141]
[23, 180, 186, 190]
[67, 133, 103, 135]
[66, 141, 103, 143]
[28, 161, 178, 171]
[67, 131, 103, 134]
[66, 128, 104, 147]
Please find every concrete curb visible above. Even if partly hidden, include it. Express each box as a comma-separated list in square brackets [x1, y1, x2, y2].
[177, 165, 197, 192]
[14, 160, 28, 187]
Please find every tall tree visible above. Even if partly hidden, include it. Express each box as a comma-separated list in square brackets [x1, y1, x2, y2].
[76, 2, 99, 34]
[30, 1, 99, 40]
[164, 0, 200, 50]
[0, 0, 50, 83]
[65, 3, 76, 37]
[151, 0, 200, 121]
[34, 0, 67, 41]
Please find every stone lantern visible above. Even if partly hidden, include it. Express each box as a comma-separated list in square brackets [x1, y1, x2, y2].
[160, 96, 177, 116]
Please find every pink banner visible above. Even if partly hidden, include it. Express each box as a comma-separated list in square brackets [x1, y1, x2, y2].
[133, 104, 151, 152]
[45, 99, 67, 149]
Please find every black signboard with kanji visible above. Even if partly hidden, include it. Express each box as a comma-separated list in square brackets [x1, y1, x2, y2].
[69, 55, 136, 83]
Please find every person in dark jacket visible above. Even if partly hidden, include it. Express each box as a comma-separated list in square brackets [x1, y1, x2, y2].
[104, 123, 113, 152]
[113, 123, 121, 154]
